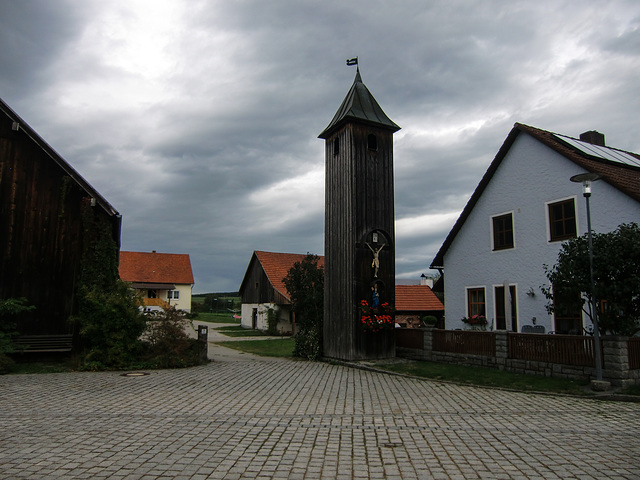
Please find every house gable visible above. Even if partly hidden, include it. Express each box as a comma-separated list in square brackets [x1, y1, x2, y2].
[431, 123, 640, 333]
[431, 123, 640, 269]
[239, 251, 325, 305]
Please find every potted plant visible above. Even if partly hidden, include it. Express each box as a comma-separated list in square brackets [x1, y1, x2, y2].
[421, 315, 438, 328]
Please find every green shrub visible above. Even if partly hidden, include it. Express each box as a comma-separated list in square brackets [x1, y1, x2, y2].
[292, 325, 322, 361]
[421, 315, 438, 327]
[142, 307, 207, 368]
[0, 298, 35, 374]
[76, 279, 147, 370]
[266, 307, 280, 336]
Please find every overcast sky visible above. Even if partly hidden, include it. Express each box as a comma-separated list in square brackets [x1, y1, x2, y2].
[2, 1, 639, 293]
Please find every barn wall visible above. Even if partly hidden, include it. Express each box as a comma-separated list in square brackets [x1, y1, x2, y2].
[0, 107, 119, 335]
[240, 257, 279, 305]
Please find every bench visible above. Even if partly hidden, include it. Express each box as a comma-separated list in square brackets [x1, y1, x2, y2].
[14, 334, 73, 353]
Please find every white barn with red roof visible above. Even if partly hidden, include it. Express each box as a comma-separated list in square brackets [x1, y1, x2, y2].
[119, 251, 195, 312]
[238, 251, 324, 333]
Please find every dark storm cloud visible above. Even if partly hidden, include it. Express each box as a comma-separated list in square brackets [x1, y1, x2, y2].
[2, 0, 639, 291]
[0, 1, 91, 99]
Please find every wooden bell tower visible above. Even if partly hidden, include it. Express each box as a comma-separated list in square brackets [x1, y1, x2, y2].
[319, 67, 400, 361]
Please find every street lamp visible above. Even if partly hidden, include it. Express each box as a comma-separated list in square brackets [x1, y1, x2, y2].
[570, 172, 603, 381]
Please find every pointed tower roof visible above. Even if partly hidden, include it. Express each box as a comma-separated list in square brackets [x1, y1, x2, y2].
[318, 68, 400, 139]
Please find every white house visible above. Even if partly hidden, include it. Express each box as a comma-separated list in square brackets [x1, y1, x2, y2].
[431, 123, 640, 334]
[119, 251, 195, 313]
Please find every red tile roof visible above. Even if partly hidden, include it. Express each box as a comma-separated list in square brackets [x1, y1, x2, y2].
[119, 251, 194, 285]
[254, 251, 325, 302]
[395, 284, 444, 312]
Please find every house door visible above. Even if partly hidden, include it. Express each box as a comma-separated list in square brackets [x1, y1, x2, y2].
[495, 285, 517, 331]
[252, 308, 258, 330]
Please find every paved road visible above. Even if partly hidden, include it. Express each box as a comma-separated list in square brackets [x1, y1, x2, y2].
[1, 334, 639, 479]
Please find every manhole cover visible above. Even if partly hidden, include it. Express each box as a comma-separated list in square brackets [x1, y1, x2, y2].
[121, 372, 150, 377]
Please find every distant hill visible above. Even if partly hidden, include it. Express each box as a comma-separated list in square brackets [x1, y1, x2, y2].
[192, 292, 239, 298]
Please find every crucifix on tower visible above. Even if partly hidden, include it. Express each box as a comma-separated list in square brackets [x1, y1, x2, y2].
[365, 242, 385, 278]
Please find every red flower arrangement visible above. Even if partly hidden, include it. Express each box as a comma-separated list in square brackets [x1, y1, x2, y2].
[461, 315, 488, 325]
[359, 300, 395, 333]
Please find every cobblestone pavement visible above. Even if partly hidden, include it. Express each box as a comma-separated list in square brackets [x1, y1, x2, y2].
[1, 347, 639, 479]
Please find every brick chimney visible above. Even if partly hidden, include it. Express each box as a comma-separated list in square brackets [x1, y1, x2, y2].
[580, 130, 605, 146]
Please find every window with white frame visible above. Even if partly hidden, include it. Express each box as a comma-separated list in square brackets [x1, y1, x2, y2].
[491, 212, 514, 251]
[547, 197, 577, 242]
[466, 287, 486, 317]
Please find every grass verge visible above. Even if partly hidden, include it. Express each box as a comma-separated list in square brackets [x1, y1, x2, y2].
[375, 360, 591, 395]
[214, 338, 295, 358]
[11, 358, 78, 374]
[620, 383, 640, 396]
[207, 341, 639, 397]
[213, 326, 270, 337]
[194, 312, 240, 324]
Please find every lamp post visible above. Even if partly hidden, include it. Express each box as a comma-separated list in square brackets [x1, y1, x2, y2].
[570, 172, 603, 381]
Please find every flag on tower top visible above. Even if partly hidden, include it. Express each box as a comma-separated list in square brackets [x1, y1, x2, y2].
[346, 57, 358, 66]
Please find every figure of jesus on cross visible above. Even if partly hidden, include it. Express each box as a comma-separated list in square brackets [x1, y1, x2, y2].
[366, 242, 385, 278]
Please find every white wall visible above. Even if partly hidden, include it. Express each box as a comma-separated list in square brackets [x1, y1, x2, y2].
[241, 303, 259, 329]
[444, 133, 640, 332]
[165, 284, 192, 312]
[241, 303, 293, 333]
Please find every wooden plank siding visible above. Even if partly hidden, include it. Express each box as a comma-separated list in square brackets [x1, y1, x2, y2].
[323, 123, 356, 359]
[323, 123, 396, 360]
[240, 255, 289, 306]
[0, 100, 121, 336]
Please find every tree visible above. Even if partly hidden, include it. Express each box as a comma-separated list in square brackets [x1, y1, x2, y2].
[283, 254, 324, 360]
[543, 222, 640, 336]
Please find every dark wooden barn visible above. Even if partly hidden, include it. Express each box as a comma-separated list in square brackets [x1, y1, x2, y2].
[319, 68, 400, 360]
[0, 98, 121, 342]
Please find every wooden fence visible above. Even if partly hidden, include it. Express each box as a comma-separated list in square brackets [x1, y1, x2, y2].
[396, 328, 424, 350]
[395, 328, 640, 386]
[433, 330, 495, 357]
[508, 333, 596, 367]
[629, 337, 640, 370]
